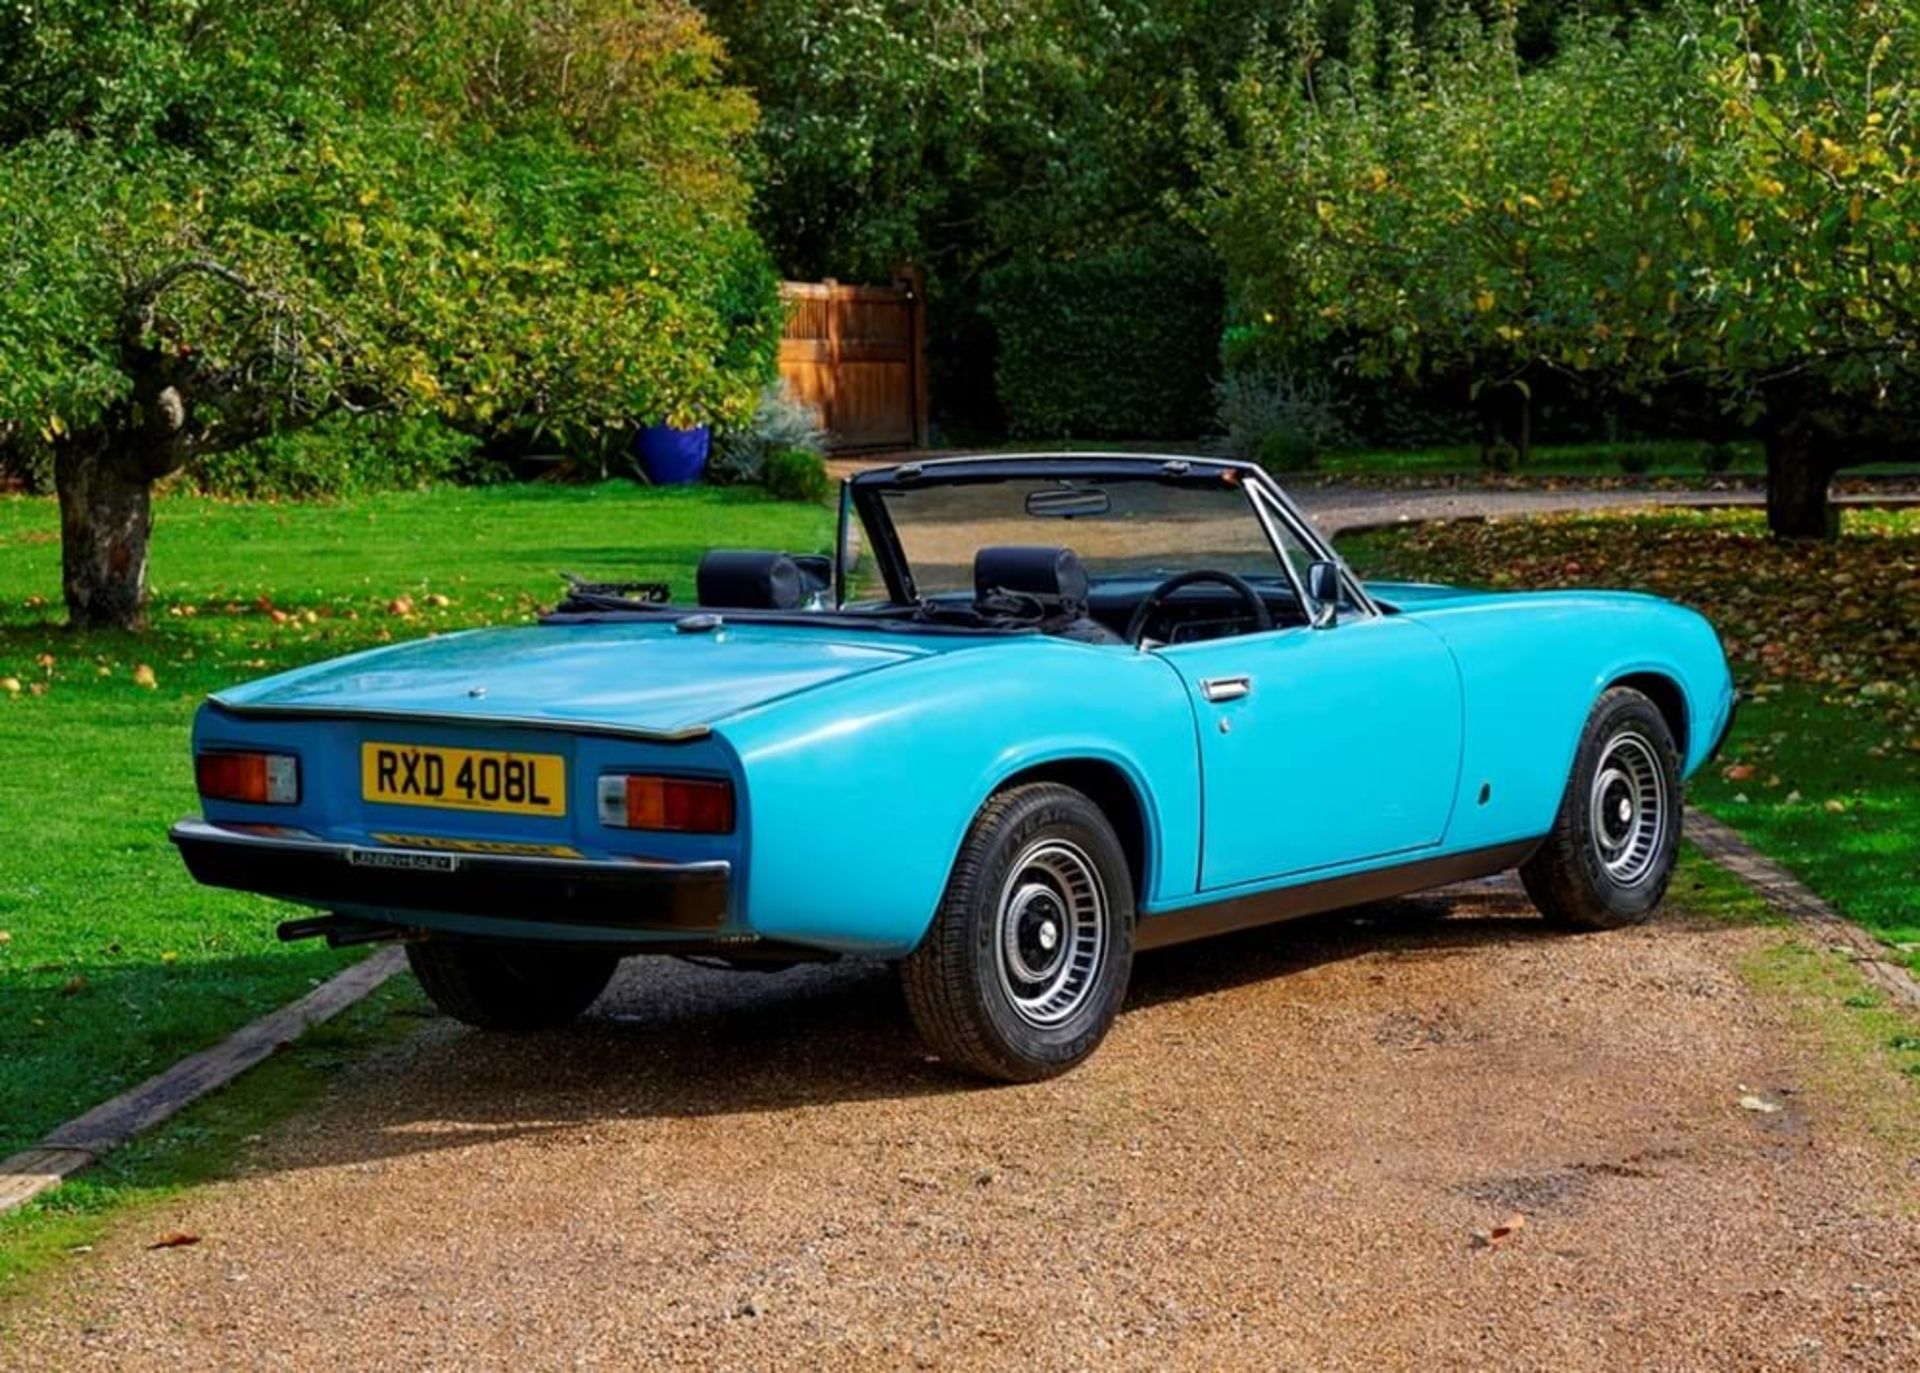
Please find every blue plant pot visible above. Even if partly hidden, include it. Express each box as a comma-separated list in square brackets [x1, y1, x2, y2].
[635, 424, 712, 485]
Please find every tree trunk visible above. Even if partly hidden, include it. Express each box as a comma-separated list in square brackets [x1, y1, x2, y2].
[1476, 380, 1531, 469]
[1763, 430, 1838, 540]
[55, 444, 155, 630]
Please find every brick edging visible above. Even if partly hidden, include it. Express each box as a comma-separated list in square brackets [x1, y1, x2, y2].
[1685, 805, 1920, 1012]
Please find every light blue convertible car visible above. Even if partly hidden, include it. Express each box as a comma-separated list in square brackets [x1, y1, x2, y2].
[174, 454, 1736, 1080]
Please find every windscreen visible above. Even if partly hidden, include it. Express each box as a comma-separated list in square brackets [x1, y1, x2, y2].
[874, 475, 1289, 597]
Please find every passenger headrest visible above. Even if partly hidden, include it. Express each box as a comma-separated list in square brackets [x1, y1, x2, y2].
[973, 546, 1090, 609]
[697, 549, 804, 610]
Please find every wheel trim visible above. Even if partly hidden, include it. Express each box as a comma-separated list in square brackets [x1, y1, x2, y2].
[1588, 729, 1667, 885]
[994, 839, 1107, 1027]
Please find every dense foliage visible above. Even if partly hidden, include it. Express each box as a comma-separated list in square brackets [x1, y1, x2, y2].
[0, 0, 779, 625]
[1188, 0, 1920, 534]
[702, 0, 1330, 432]
[193, 416, 496, 500]
[980, 239, 1223, 438]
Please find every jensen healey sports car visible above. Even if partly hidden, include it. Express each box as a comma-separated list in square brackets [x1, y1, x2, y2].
[173, 454, 1736, 1081]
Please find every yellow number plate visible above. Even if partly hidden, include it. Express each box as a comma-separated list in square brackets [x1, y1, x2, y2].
[361, 743, 566, 818]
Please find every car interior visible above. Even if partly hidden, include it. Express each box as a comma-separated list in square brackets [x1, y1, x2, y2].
[690, 545, 1311, 645]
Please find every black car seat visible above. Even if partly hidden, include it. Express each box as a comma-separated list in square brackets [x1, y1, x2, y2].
[973, 545, 1125, 645]
[696, 549, 805, 610]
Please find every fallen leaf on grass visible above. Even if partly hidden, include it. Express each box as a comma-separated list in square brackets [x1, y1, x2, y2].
[1471, 1212, 1527, 1249]
[0, 677, 19, 696]
[0, 930, 11, 945]
[148, 1232, 201, 1250]
[59, 974, 88, 997]
[132, 664, 157, 689]
[1722, 763, 1755, 782]
[1738, 1094, 1783, 1114]
[386, 595, 415, 616]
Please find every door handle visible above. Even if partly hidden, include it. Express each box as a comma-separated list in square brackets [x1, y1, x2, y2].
[1200, 675, 1252, 703]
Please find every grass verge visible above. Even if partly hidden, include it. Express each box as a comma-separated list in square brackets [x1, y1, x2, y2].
[1339, 506, 1919, 971]
[0, 484, 832, 1160]
[1669, 851, 1917, 1168]
[0, 978, 431, 1311]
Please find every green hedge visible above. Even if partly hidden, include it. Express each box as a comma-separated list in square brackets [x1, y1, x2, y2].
[188, 414, 496, 499]
[980, 240, 1224, 439]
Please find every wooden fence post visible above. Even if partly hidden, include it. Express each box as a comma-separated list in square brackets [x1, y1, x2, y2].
[822, 277, 841, 441]
[894, 264, 929, 447]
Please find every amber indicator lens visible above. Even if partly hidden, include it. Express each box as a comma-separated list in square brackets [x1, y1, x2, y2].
[596, 774, 734, 833]
[196, 751, 299, 805]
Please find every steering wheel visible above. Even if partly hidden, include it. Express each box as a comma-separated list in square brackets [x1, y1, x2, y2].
[1125, 569, 1274, 647]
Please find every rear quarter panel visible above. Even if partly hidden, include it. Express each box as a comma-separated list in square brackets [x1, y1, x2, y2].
[1400, 590, 1735, 852]
[716, 638, 1200, 954]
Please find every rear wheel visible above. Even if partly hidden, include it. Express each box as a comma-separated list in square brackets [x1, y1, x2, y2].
[406, 939, 618, 1031]
[901, 783, 1135, 1082]
[1521, 687, 1682, 930]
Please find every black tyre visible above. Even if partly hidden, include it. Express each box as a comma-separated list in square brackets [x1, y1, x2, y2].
[406, 939, 619, 1031]
[901, 783, 1135, 1082]
[1521, 687, 1683, 931]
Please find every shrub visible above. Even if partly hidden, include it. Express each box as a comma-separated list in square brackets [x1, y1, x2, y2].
[0, 424, 51, 493]
[1481, 440, 1520, 475]
[709, 382, 825, 486]
[762, 446, 830, 503]
[189, 415, 495, 499]
[1615, 444, 1658, 476]
[1215, 365, 1343, 472]
[980, 238, 1224, 439]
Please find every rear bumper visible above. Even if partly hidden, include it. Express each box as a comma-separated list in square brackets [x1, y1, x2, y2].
[170, 818, 729, 932]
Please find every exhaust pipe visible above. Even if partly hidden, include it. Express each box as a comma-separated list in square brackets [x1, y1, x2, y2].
[276, 914, 400, 949]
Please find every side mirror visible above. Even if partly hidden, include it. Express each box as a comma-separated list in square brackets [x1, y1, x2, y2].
[1305, 560, 1342, 629]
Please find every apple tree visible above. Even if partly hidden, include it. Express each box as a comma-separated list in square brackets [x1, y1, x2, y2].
[1189, 0, 1919, 538]
[0, 0, 779, 628]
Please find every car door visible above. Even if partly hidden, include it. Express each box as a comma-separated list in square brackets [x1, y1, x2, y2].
[1161, 613, 1464, 891]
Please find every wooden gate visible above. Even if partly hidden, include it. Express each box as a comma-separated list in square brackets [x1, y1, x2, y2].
[778, 269, 928, 451]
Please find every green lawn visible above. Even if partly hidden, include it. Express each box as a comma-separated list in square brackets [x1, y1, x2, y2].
[0, 484, 833, 1159]
[1339, 507, 1920, 970]
[1313, 442, 1920, 483]
[1318, 438, 1767, 480]
[945, 435, 1914, 484]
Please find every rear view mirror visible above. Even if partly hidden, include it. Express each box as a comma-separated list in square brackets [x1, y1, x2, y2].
[1025, 487, 1111, 519]
[1306, 560, 1342, 629]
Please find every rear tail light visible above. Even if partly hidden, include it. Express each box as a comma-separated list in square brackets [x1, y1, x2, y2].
[597, 774, 734, 834]
[196, 751, 300, 805]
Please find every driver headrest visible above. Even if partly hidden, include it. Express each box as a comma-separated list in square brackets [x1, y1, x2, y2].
[974, 546, 1090, 609]
[697, 549, 804, 610]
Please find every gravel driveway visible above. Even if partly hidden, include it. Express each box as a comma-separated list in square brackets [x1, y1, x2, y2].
[7, 880, 1915, 1370]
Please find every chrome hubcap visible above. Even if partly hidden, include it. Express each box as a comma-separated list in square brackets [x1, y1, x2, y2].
[995, 840, 1107, 1027]
[1589, 729, 1667, 885]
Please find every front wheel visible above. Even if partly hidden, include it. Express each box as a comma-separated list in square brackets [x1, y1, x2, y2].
[1521, 687, 1682, 930]
[901, 783, 1135, 1082]
[406, 939, 619, 1031]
